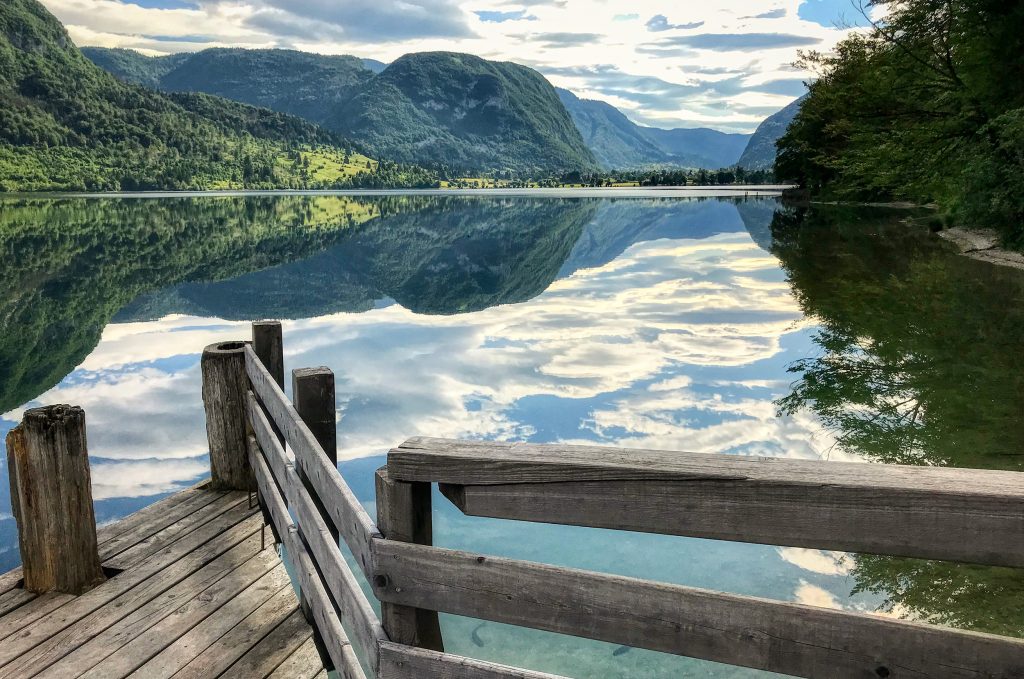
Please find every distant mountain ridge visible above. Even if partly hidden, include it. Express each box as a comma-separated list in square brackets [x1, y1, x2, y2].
[84, 46, 800, 174]
[737, 95, 807, 170]
[86, 46, 598, 174]
[557, 88, 750, 170]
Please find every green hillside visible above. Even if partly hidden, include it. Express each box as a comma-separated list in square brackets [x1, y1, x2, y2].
[328, 52, 598, 173]
[0, 0, 434, 191]
[85, 47, 598, 174]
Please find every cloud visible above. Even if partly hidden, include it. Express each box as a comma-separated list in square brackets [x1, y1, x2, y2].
[778, 548, 853, 575]
[652, 33, 823, 51]
[645, 15, 704, 32]
[746, 8, 788, 19]
[794, 581, 842, 609]
[252, 0, 475, 42]
[529, 32, 602, 48]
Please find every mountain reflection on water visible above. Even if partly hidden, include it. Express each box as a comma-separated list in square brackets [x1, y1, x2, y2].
[0, 194, 1021, 677]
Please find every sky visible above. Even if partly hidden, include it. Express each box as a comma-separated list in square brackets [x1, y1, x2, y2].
[40, 0, 871, 132]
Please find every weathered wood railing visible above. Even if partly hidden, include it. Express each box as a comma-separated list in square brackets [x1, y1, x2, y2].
[219, 322, 1024, 679]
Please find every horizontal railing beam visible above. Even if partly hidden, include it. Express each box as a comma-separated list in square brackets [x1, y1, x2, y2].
[378, 642, 568, 679]
[370, 538, 1024, 679]
[249, 437, 366, 679]
[394, 437, 1024, 567]
[248, 394, 387, 673]
[245, 345, 380, 572]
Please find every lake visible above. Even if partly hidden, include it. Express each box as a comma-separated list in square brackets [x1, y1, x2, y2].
[1, 192, 1022, 677]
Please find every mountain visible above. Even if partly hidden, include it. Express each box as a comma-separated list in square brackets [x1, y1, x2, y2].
[738, 95, 806, 170]
[86, 47, 597, 174]
[556, 88, 750, 169]
[642, 127, 749, 168]
[328, 52, 598, 173]
[0, 0, 406, 192]
[556, 88, 669, 168]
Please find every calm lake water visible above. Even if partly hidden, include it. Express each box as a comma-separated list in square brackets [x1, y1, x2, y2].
[1, 192, 1022, 677]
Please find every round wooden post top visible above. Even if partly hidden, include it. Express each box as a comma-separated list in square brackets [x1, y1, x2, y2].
[22, 403, 84, 428]
[202, 340, 248, 357]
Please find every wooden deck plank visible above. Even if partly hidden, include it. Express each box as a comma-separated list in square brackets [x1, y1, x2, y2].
[265, 638, 324, 679]
[127, 565, 293, 679]
[0, 589, 34, 617]
[219, 610, 314, 679]
[0, 591, 75, 639]
[96, 489, 229, 564]
[0, 486, 216, 597]
[27, 533, 266, 679]
[104, 493, 248, 571]
[168, 584, 300, 678]
[74, 547, 282, 679]
[0, 501, 258, 665]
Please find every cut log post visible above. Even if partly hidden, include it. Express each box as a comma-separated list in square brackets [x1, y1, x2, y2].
[6, 405, 106, 595]
[375, 467, 444, 652]
[201, 341, 255, 491]
[292, 366, 339, 671]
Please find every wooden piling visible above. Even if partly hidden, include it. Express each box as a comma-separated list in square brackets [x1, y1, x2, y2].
[375, 467, 444, 652]
[291, 366, 340, 670]
[6, 405, 106, 594]
[252, 322, 284, 389]
[201, 341, 255, 491]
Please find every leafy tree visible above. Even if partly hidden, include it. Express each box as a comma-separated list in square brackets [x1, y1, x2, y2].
[776, 0, 1024, 245]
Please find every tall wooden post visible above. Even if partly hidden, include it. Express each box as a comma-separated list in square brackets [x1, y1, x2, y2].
[292, 366, 339, 671]
[6, 405, 106, 594]
[252, 322, 284, 390]
[201, 341, 254, 490]
[375, 467, 445, 651]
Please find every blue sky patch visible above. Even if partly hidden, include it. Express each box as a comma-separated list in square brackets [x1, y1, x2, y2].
[798, 0, 871, 28]
[475, 9, 535, 23]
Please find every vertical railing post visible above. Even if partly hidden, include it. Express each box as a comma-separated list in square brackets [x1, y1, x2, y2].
[375, 467, 445, 651]
[292, 365, 339, 671]
[201, 341, 255, 490]
[6, 405, 106, 594]
[250, 321, 284, 546]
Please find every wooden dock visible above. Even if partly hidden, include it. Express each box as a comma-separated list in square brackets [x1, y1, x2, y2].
[3, 320, 1023, 679]
[0, 485, 325, 679]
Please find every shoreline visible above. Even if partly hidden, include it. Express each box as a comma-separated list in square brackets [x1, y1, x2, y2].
[0, 185, 792, 200]
[937, 227, 1024, 271]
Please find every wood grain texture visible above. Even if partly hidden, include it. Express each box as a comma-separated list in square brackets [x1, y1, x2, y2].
[246, 425, 386, 672]
[246, 350, 379, 573]
[219, 609, 312, 679]
[72, 546, 282, 679]
[378, 642, 568, 679]
[202, 341, 255, 491]
[370, 540, 1024, 679]
[267, 638, 324, 679]
[0, 502, 258, 666]
[252, 322, 285, 389]
[6, 405, 105, 594]
[394, 437, 1024, 567]
[375, 468, 444, 653]
[29, 533, 267, 679]
[126, 565, 293, 679]
[251, 441, 367, 679]
[171, 586, 298, 678]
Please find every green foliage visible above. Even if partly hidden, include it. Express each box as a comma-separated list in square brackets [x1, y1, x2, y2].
[776, 0, 1024, 244]
[0, 0, 438, 191]
[329, 52, 599, 174]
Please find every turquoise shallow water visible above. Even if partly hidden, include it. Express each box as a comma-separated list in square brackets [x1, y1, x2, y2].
[1, 193, 1021, 676]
